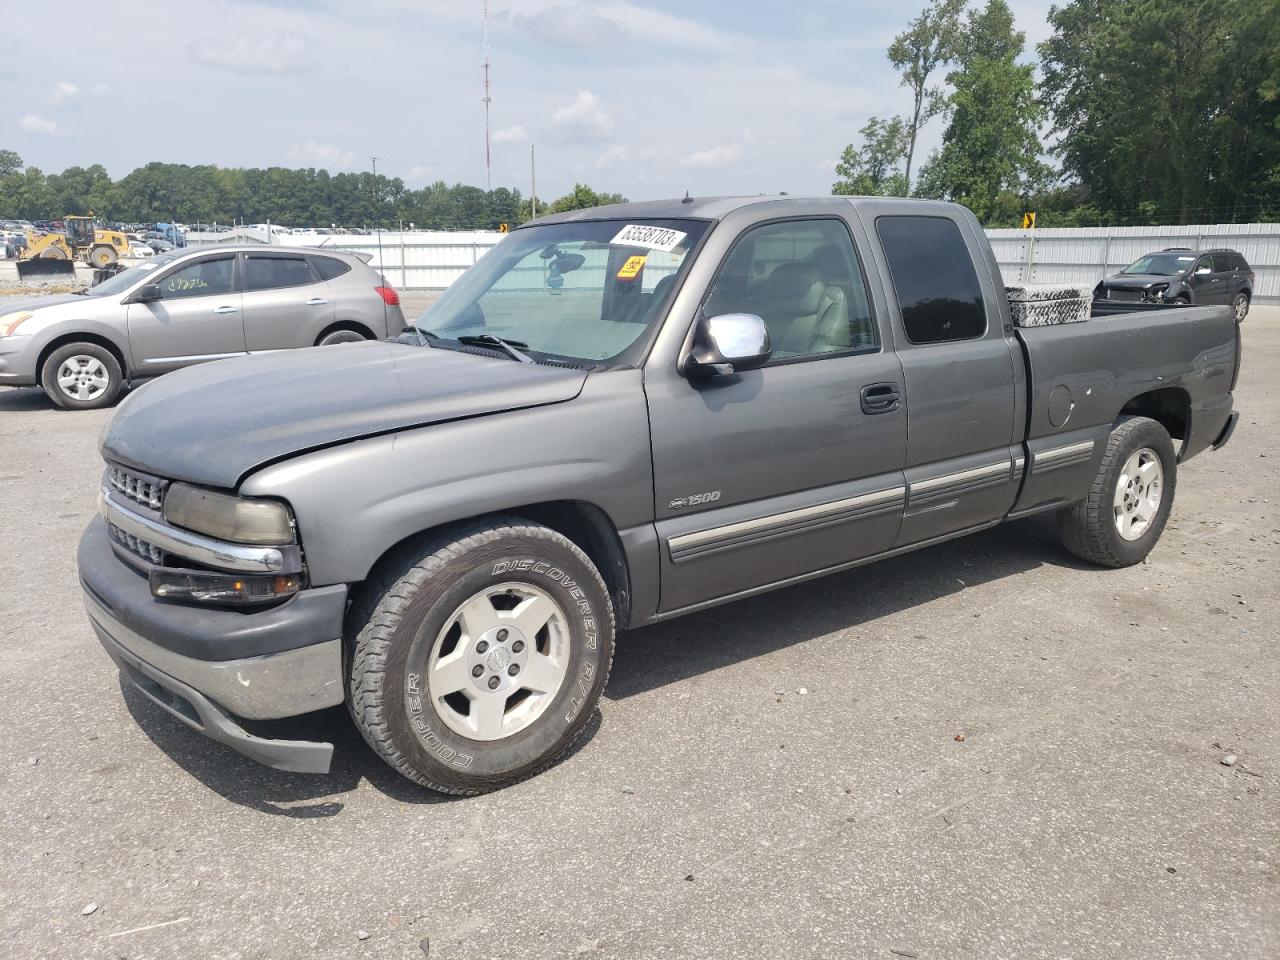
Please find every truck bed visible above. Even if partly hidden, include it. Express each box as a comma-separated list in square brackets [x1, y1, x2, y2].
[1009, 301, 1239, 516]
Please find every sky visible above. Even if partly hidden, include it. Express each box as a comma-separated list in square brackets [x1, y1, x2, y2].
[1, 0, 1057, 203]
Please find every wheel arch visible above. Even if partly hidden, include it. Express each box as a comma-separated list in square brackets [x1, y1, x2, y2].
[37, 331, 130, 380]
[315, 320, 376, 345]
[354, 499, 633, 629]
[1117, 386, 1190, 451]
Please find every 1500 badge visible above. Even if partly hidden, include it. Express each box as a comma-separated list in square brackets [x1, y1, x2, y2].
[669, 490, 721, 509]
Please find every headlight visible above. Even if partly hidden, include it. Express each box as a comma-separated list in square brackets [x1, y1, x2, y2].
[1146, 283, 1169, 301]
[162, 483, 295, 545]
[0, 311, 33, 337]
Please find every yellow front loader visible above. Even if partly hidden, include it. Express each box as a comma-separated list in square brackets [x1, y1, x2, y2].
[16, 215, 130, 280]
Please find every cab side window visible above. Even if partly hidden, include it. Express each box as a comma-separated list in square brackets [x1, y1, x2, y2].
[158, 256, 235, 300]
[245, 255, 318, 292]
[876, 215, 986, 344]
[1211, 253, 1236, 273]
[701, 218, 877, 362]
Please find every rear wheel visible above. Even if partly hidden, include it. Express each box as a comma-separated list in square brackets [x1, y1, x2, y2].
[1057, 416, 1177, 567]
[347, 518, 615, 794]
[89, 245, 117, 268]
[1233, 292, 1250, 322]
[40, 246, 67, 260]
[39, 342, 123, 410]
[316, 327, 368, 346]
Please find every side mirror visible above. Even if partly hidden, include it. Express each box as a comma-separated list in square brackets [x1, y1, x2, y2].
[685, 313, 771, 378]
[134, 283, 162, 303]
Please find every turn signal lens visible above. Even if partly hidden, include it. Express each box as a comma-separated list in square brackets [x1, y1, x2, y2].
[0, 311, 33, 337]
[150, 569, 301, 605]
[375, 285, 400, 306]
[163, 483, 294, 545]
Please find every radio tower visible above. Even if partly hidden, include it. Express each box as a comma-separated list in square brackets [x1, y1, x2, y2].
[482, 0, 492, 190]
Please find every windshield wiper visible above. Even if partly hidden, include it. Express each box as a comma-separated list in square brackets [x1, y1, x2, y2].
[457, 334, 534, 364]
[408, 323, 438, 347]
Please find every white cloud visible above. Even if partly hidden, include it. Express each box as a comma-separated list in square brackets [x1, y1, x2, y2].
[551, 89, 613, 141]
[189, 31, 311, 75]
[493, 125, 528, 144]
[511, 1, 737, 51]
[515, 3, 623, 48]
[52, 82, 78, 102]
[20, 113, 59, 135]
[289, 140, 355, 169]
[405, 164, 435, 181]
[595, 143, 627, 169]
[679, 142, 742, 168]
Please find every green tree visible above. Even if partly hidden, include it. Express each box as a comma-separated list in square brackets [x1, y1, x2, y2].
[548, 183, 626, 214]
[915, 0, 1048, 223]
[888, 0, 965, 191]
[1039, 0, 1280, 223]
[832, 116, 910, 196]
[0, 148, 22, 178]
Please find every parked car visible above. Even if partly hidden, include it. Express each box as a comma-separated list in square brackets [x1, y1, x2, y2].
[75, 196, 1241, 794]
[126, 241, 155, 259]
[0, 245, 405, 409]
[146, 239, 175, 254]
[1094, 247, 1254, 320]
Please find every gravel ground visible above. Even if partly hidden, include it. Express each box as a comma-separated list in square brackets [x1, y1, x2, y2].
[1, 310, 1276, 960]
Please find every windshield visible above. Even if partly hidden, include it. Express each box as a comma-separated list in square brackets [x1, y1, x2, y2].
[1122, 252, 1196, 276]
[415, 218, 709, 365]
[85, 254, 178, 297]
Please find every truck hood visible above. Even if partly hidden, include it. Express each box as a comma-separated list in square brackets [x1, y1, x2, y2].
[101, 341, 589, 487]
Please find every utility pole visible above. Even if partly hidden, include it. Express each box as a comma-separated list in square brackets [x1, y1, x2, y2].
[530, 144, 537, 219]
[482, 0, 492, 190]
[371, 156, 384, 273]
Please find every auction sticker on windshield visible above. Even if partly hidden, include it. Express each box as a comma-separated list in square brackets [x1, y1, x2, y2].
[611, 224, 687, 252]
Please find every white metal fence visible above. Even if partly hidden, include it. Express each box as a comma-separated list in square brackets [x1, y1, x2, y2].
[987, 224, 1280, 304]
[194, 223, 1280, 304]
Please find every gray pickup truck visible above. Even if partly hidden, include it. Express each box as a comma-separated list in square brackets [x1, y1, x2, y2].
[78, 197, 1241, 794]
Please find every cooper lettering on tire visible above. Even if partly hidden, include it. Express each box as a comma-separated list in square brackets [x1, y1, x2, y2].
[346, 517, 615, 795]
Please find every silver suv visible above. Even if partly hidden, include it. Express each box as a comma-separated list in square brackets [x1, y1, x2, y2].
[0, 245, 405, 409]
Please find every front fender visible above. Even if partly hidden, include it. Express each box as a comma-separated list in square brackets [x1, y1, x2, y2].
[238, 370, 655, 588]
[27, 315, 136, 375]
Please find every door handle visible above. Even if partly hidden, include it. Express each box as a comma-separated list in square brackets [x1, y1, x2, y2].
[861, 382, 901, 414]
[213, 305, 239, 314]
[306, 297, 330, 306]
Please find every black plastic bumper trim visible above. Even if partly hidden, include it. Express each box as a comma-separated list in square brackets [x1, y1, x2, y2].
[78, 517, 347, 661]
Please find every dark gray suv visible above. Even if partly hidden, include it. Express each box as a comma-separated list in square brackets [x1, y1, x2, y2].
[1094, 248, 1254, 320]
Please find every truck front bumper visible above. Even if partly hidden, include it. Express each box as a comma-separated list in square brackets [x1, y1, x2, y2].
[79, 518, 347, 774]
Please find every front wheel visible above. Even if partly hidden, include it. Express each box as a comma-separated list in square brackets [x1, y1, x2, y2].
[39, 342, 123, 410]
[347, 518, 615, 794]
[1057, 416, 1177, 567]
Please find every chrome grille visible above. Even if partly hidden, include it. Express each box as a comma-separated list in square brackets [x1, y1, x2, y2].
[107, 466, 166, 510]
[108, 522, 165, 565]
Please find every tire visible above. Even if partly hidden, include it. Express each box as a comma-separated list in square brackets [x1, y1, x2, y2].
[1233, 292, 1250, 322]
[347, 517, 615, 794]
[40, 246, 67, 260]
[316, 327, 368, 347]
[1056, 416, 1177, 568]
[1173, 295, 1190, 305]
[89, 245, 117, 268]
[39, 342, 124, 411]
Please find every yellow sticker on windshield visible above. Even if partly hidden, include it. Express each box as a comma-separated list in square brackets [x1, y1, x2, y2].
[617, 255, 646, 279]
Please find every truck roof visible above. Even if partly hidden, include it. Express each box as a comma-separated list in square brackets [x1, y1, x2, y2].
[528, 194, 957, 225]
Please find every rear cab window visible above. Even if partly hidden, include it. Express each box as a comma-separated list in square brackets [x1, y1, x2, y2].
[244, 254, 319, 291]
[875, 215, 986, 344]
